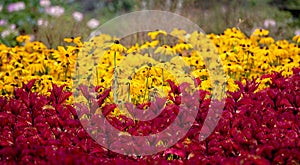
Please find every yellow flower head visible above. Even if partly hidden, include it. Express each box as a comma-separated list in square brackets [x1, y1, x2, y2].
[292, 35, 300, 43]
[16, 35, 31, 43]
[252, 28, 269, 37]
[154, 45, 175, 56]
[148, 30, 167, 40]
[110, 40, 127, 52]
[64, 37, 83, 47]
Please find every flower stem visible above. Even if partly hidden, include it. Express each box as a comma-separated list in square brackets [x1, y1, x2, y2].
[76, 63, 79, 83]
[113, 51, 117, 103]
[143, 75, 149, 102]
[162, 68, 164, 93]
[96, 67, 99, 85]
[127, 83, 130, 102]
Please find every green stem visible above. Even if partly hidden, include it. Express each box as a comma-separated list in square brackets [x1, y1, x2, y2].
[96, 67, 99, 85]
[162, 68, 164, 93]
[113, 51, 117, 103]
[127, 83, 130, 102]
[143, 75, 149, 102]
[76, 63, 79, 83]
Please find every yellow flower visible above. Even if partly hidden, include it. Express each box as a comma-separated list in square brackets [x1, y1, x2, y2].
[110, 40, 127, 52]
[154, 45, 175, 56]
[127, 43, 140, 54]
[226, 77, 239, 92]
[140, 40, 159, 49]
[170, 28, 187, 41]
[24, 41, 47, 53]
[173, 42, 193, 53]
[292, 35, 300, 43]
[259, 37, 275, 45]
[251, 28, 269, 37]
[64, 37, 83, 47]
[3, 84, 14, 95]
[26, 63, 46, 74]
[16, 35, 31, 43]
[148, 30, 167, 40]
[256, 77, 272, 91]
[200, 80, 212, 91]
[52, 46, 77, 66]
[192, 69, 209, 78]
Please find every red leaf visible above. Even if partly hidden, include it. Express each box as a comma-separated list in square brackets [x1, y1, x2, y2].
[277, 98, 292, 107]
[102, 104, 116, 117]
[22, 79, 37, 92]
[174, 96, 181, 105]
[97, 88, 111, 106]
[58, 91, 72, 105]
[166, 79, 180, 95]
[194, 77, 201, 87]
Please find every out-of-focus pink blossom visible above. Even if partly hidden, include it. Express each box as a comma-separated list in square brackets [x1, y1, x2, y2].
[294, 29, 300, 36]
[45, 6, 65, 17]
[10, 24, 16, 30]
[37, 19, 48, 26]
[29, 34, 35, 42]
[87, 18, 99, 29]
[0, 19, 7, 26]
[40, 0, 51, 7]
[263, 19, 276, 28]
[1, 30, 11, 38]
[7, 2, 25, 12]
[72, 11, 84, 22]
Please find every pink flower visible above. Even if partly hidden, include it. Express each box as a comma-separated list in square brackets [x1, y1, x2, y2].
[72, 11, 83, 22]
[39, 0, 51, 7]
[45, 6, 64, 17]
[37, 19, 48, 26]
[0, 19, 7, 26]
[1, 30, 11, 38]
[7, 2, 25, 12]
[264, 19, 276, 28]
[87, 18, 99, 29]
[10, 24, 16, 30]
[294, 29, 300, 36]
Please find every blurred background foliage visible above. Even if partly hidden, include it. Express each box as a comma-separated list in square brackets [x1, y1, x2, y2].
[0, 0, 299, 48]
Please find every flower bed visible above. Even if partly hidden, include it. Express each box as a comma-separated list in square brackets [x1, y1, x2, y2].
[0, 28, 299, 164]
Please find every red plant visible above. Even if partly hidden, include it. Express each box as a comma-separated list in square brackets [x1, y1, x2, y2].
[0, 68, 299, 164]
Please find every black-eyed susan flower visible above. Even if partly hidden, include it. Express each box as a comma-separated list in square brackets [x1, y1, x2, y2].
[52, 46, 77, 66]
[26, 63, 46, 74]
[154, 45, 175, 56]
[170, 28, 187, 41]
[64, 37, 83, 47]
[110, 40, 127, 52]
[173, 42, 193, 53]
[16, 35, 30, 43]
[251, 28, 269, 37]
[148, 30, 167, 40]
[292, 35, 300, 43]
[259, 36, 275, 45]
[127, 43, 140, 54]
[226, 77, 239, 92]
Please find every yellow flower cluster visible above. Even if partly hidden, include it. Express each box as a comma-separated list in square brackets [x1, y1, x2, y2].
[0, 36, 81, 103]
[0, 28, 299, 106]
[208, 28, 299, 91]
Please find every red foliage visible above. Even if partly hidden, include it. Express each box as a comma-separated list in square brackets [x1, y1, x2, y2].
[0, 68, 299, 164]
